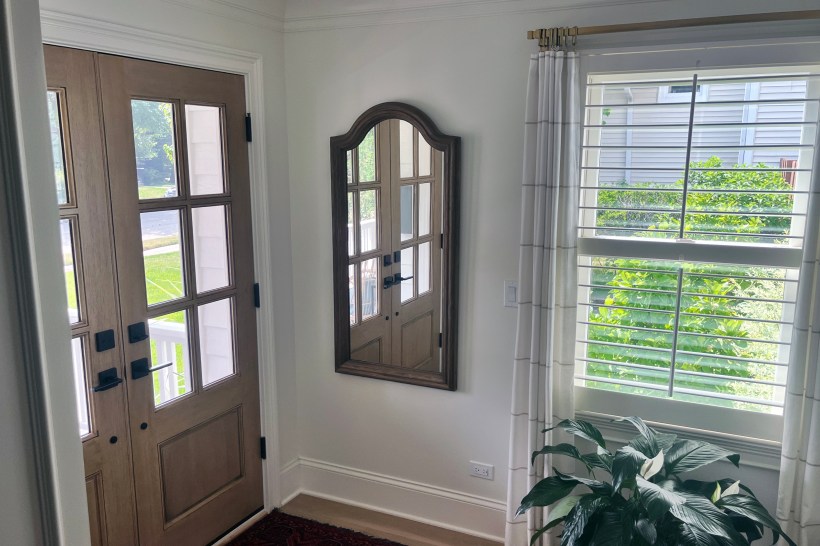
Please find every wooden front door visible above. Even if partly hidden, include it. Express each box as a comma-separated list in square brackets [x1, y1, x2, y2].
[45, 46, 262, 545]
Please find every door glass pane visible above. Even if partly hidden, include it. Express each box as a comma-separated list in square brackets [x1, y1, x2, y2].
[400, 185, 414, 242]
[347, 150, 354, 185]
[71, 337, 91, 437]
[192, 206, 230, 293]
[361, 258, 379, 320]
[185, 105, 225, 196]
[401, 247, 414, 303]
[418, 134, 432, 177]
[349, 264, 357, 325]
[399, 120, 414, 178]
[360, 189, 378, 254]
[198, 298, 235, 386]
[60, 219, 80, 324]
[358, 127, 376, 183]
[131, 100, 178, 200]
[348, 192, 355, 256]
[47, 91, 69, 205]
[149, 310, 191, 406]
[419, 182, 431, 237]
[140, 210, 185, 306]
[418, 241, 431, 295]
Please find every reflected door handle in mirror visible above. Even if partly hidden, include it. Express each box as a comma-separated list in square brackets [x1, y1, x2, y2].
[131, 358, 174, 380]
[93, 367, 123, 392]
[383, 276, 395, 290]
[393, 273, 413, 283]
[383, 254, 392, 267]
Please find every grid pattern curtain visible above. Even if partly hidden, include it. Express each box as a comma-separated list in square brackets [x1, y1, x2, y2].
[777, 146, 820, 544]
[505, 50, 580, 546]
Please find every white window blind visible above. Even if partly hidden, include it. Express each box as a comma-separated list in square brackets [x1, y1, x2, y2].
[576, 68, 820, 415]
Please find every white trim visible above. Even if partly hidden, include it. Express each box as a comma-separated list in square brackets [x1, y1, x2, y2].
[164, 0, 285, 31]
[281, 457, 506, 542]
[283, 0, 663, 33]
[39, 6, 283, 513]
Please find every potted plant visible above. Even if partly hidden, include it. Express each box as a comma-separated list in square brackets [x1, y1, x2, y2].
[516, 417, 795, 545]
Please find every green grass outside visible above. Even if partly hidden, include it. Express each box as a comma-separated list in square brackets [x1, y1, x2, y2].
[138, 185, 175, 200]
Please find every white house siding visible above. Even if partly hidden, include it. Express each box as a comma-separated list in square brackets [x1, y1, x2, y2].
[591, 80, 809, 185]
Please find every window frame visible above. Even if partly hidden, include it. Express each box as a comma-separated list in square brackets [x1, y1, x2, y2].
[575, 42, 820, 442]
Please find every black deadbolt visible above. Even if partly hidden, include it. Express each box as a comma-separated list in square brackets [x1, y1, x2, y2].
[109, 436, 118, 444]
[94, 329, 115, 352]
[140, 422, 148, 430]
[128, 321, 149, 343]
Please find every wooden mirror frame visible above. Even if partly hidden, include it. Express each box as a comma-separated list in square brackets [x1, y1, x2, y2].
[330, 102, 460, 390]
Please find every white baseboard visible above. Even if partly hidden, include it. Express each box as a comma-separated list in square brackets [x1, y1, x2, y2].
[279, 457, 505, 542]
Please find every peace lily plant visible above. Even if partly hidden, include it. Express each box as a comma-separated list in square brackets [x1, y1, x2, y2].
[516, 417, 795, 546]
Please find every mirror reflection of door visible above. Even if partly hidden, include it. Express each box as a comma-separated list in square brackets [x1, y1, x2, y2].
[348, 119, 444, 372]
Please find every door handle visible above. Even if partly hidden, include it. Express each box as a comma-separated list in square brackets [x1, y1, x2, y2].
[128, 322, 149, 343]
[393, 273, 413, 283]
[131, 358, 174, 380]
[93, 368, 123, 392]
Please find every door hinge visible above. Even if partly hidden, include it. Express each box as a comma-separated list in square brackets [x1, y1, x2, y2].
[253, 283, 261, 308]
[438, 332, 442, 348]
[260, 437, 267, 460]
[245, 113, 253, 142]
[440, 233, 444, 249]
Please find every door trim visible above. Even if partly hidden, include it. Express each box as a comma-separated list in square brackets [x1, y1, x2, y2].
[39, 6, 282, 522]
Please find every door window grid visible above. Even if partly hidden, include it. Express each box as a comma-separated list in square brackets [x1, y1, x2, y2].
[48, 89, 74, 207]
[348, 127, 382, 325]
[71, 335, 93, 438]
[133, 99, 239, 407]
[576, 68, 820, 415]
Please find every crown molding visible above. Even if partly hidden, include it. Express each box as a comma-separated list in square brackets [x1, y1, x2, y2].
[163, 0, 286, 31]
[282, 0, 670, 33]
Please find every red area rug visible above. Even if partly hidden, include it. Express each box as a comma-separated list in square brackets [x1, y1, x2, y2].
[228, 510, 404, 546]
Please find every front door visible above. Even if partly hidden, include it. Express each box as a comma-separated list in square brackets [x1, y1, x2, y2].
[45, 46, 263, 545]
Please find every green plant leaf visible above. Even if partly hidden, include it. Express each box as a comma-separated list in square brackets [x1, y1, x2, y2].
[669, 492, 744, 542]
[516, 476, 579, 517]
[710, 483, 722, 504]
[582, 452, 613, 472]
[531, 443, 587, 468]
[560, 496, 608, 546]
[554, 469, 614, 496]
[611, 446, 647, 493]
[716, 494, 797, 546]
[636, 476, 685, 520]
[681, 479, 757, 499]
[678, 522, 721, 546]
[530, 495, 582, 545]
[665, 440, 740, 475]
[545, 420, 607, 450]
[615, 416, 656, 443]
[589, 510, 628, 546]
[633, 517, 657, 544]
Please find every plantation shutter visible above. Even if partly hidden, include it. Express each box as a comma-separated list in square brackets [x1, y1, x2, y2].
[576, 70, 820, 415]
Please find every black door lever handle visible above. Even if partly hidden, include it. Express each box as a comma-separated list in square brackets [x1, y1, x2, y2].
[393, 273, 413, 283]
[93, 368, 123, 392]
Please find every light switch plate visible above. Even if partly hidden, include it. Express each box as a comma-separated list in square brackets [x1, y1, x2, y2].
[504, 280, 518, 308]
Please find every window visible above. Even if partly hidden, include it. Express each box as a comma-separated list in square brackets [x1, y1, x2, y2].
[577, 67, 819, 438]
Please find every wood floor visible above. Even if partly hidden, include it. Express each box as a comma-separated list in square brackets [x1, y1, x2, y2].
[281, 495, 502, 546]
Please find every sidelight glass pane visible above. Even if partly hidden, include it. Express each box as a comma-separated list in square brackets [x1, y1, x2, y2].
[185, 105, 225, 196]
[71, 337, 91, 437]
[131, 100, 178, 200]
[149, 310, 191, 406]
[360, 189, 378, 254]
[192, 206, 230, 293]
[140, 210, 185, 306]
[400, 185, 414, 242]
[198, 298, 235, 386]
[418, 134, 432, 177]
[349, 264, 357, 325]
[361, 258, 379, 320]
[348, 192, 355, 256]
[401, 247, 414, 303]
[419, 182, 431, 237]
[358, 127, 376, 183]
[60, 219, 80, 324]
[399, 120, 414, 178]
[47, 91, 68, 205]
[418, 241, 431, 295]
[346, 150, 354, 185]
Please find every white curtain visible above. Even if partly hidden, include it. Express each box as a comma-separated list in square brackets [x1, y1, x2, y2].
[777, 146, 820, 545]
[505, 50, 581, 546]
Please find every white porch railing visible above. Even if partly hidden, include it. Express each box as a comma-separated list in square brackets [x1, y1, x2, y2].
[148, 320, 191, 405]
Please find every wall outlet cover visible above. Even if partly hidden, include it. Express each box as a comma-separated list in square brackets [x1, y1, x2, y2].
[469, 461, 494, 480]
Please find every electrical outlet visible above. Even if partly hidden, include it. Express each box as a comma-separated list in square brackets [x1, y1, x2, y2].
[469, 461, 494, 480]
[503, 280, 518, 308]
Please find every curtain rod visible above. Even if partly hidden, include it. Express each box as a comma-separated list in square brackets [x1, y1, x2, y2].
[527, 10, 820, 47]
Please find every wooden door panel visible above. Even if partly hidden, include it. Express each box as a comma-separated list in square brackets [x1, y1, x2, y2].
[97, 53, 262, 545]
[44, 45, 138, 546]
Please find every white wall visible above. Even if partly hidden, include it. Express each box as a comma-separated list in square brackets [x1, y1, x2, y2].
[283, 0, 820, 539]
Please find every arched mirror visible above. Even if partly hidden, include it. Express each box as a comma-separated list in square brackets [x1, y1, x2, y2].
[331, 103, 460, 390]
